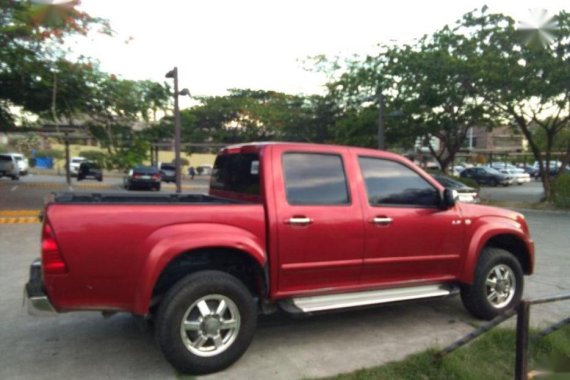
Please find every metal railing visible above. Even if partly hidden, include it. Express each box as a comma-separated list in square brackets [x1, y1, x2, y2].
[435, 291, 570, 380]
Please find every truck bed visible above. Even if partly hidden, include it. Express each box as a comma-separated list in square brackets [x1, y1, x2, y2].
[51, 192, 244, 205]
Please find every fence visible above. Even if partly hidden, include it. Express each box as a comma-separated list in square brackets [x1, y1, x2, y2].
[435, 292, 570, 380]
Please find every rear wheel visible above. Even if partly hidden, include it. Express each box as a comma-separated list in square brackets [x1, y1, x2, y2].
[461, 247, 523, 320]
[11, 174, 19, 181]
[155, 271, 257, 375]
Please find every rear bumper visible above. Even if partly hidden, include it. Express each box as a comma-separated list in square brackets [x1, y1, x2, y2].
[24, 259, 57, 316]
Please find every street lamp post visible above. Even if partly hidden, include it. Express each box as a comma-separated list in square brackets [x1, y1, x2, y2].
[165, 67, 190, 194]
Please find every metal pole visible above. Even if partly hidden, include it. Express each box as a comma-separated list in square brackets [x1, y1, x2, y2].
[64, 132, 70, 185]
[172, 67, 182, 194]
[515, 301, 530, 380]
[378, 92, 385, 150]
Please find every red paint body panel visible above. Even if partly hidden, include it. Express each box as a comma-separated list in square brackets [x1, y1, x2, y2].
[44, 204, 265, 312]
[42, 142, 534, 314]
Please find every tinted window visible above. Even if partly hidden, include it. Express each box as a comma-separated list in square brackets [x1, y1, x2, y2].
[0, 155, 11, 162]
[133, 166, 159, 174]
[283, 153, 349, 205]
[210, 153, 260, 195]
[359, 157, 439, 207]
[160, 164, 176, 171]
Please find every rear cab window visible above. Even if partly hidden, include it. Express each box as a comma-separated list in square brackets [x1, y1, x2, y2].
[210, 152, 261, 202]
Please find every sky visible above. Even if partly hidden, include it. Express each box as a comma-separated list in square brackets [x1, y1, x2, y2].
[68, 0, 569, 103]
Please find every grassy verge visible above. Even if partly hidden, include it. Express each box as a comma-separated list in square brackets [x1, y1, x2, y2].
[319, 327, 570, 380]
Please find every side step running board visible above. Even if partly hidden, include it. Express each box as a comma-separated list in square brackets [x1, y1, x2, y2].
[280, 284, 456, 314]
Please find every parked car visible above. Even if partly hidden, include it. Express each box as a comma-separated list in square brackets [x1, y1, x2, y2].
[432, 174, 480, 203]
[26, 142, 534, 375]
[77, 161, 103, 182]
[0, 153, 20, 180]
[5, 152, 29, 175]
[196, 164, 213, 175]
[159, 163, 176, 183]
[460, 167, 513, 186]
[495, 168, 530, 185]
[124, 166, 161, 191]
[69, 156, 86, 176]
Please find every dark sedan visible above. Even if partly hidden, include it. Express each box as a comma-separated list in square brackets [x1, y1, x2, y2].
[77, 161, 103, 182]
[432, 174, 480, 203]
[124, 166, 161, 191]
[460, 167, 513, 186]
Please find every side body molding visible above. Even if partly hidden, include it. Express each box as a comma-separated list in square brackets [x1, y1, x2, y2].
[132, 223, 266, 314]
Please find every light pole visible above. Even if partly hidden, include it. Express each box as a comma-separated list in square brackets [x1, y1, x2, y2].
[165, 67, 190, 194]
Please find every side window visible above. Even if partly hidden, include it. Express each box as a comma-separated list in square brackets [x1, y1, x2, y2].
[283, 153, 349, 205]
[358, 157, 439, 207]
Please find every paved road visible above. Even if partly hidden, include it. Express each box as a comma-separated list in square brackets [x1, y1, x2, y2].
[480, 181, 544, 203]
[0, 207, 568, 379]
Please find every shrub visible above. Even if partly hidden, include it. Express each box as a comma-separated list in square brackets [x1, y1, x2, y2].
[553, 174, 570, 209]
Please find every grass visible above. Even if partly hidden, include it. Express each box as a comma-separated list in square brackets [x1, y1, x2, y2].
[318, 327, 570, 380]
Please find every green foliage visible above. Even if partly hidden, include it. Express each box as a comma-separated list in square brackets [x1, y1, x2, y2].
[8, 134, 41, 156]
[323, 327, 570, 380]
[34, 149, 63, 159]
[78, 150, 107, 166]
[107, 138, 150, 171]
[553, 174, 570, 209]
[0, 0, 110, 129]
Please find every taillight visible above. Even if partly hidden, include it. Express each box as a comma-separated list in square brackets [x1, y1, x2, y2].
[42, 222, 68, 275]
[152, 173, 161, 180]
[133, 174, 141, 179]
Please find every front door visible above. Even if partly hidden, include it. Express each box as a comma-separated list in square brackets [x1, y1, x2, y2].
[357, 156, 464, 285]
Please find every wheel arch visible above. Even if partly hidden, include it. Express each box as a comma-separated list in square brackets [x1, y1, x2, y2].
[132, 223, 267, 315]
[460, 222, 533, 284]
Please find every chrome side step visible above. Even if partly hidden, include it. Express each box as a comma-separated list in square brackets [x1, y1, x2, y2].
[281, 284, 455, 314]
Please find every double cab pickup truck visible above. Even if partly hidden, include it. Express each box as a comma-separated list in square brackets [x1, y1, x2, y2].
[25, 142, 534, 374]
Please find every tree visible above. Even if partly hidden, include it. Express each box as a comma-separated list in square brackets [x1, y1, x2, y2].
[0, 0, 109, 128]
[456, 8, 570, 201]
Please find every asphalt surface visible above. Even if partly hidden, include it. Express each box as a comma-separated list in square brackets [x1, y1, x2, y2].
[0, 177, 568, 379]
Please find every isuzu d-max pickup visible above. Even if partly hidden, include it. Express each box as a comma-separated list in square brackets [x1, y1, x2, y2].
[25, 142, 534, 374]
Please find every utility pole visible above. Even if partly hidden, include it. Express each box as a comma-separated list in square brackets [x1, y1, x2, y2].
[377, 92, 386, 150]
[165, 67, 184, 194]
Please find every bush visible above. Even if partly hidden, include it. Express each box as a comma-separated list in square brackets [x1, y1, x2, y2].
[79, 150, 107, 166]
[553, 174, 570, 209]
[34, 149, 64, 159]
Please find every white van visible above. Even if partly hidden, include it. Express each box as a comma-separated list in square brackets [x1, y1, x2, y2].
[6, 152, 29, 175]
[0, 153, 20, 180]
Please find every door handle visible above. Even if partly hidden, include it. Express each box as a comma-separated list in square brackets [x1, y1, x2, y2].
[286, 217, 313, 225]
[372, 216, 393, 225]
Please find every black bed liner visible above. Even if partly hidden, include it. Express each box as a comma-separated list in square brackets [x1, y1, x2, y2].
[51, 192, 245, 205]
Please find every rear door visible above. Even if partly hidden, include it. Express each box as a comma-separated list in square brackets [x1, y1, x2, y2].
[272, 146, 365, 295]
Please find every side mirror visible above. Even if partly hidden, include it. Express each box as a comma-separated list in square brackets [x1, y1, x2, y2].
[439, 188, 457, 209]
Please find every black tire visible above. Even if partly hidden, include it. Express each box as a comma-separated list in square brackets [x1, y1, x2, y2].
[461, 247, 523, 320]
[155, 270, 257, 375]
[490, 178, 499, 187]
[11, 174, 19, 181]
[97, 176, 103, 182]
[155, 185, 161, 191]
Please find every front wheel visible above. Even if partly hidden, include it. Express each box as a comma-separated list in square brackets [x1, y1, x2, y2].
[155, 271, 257, 375]
[461, 247, 523, 320]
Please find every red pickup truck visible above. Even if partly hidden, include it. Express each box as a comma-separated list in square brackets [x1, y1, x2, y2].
[25, 142, 534, 374]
